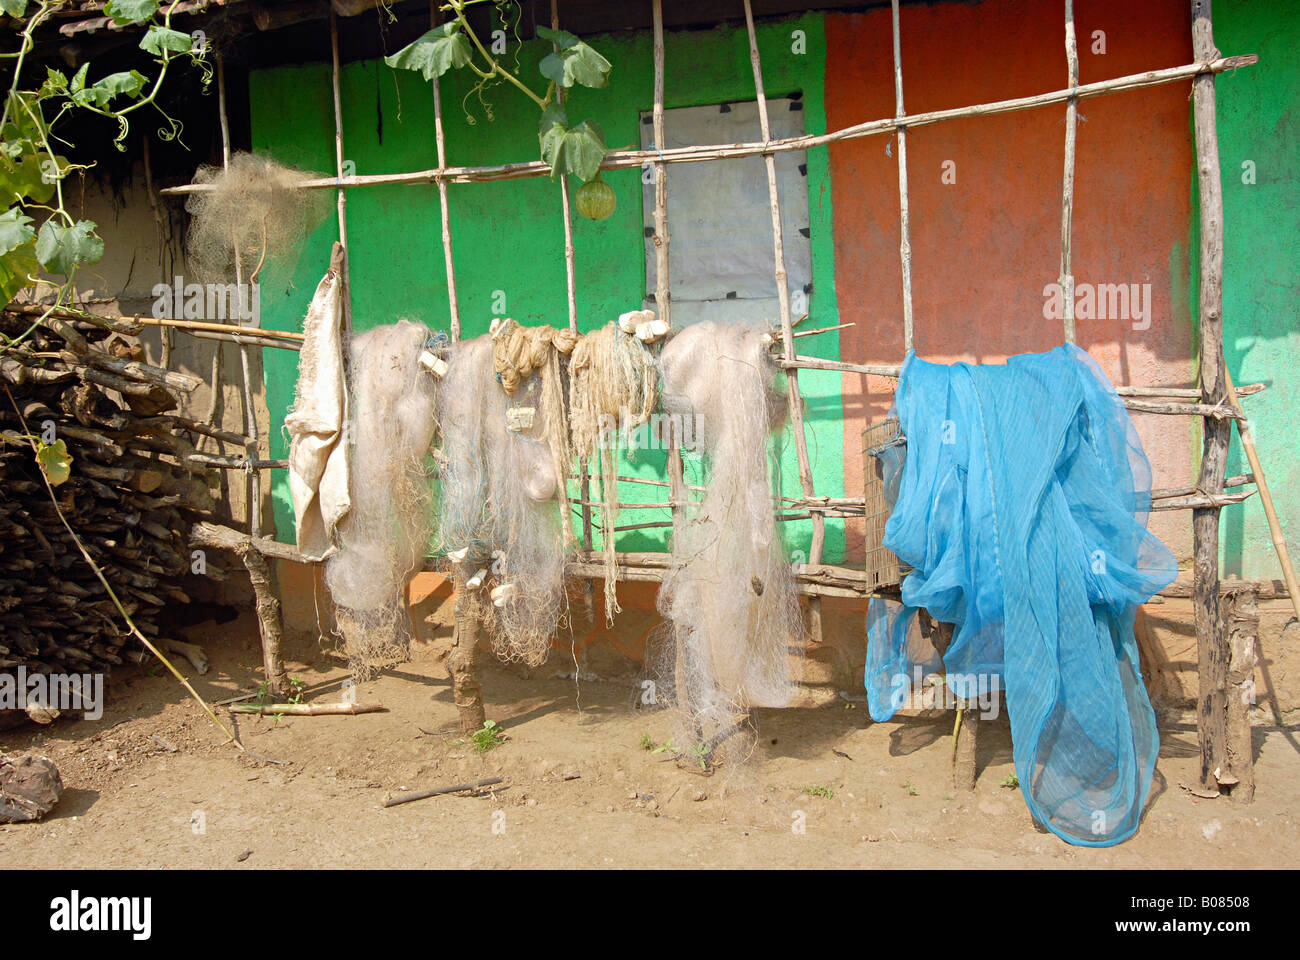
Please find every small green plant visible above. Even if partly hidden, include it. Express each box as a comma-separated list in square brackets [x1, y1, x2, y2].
[902, 779, 918, 796]
[470, 719, 505, 754]
[999, 772, 1019, 789]
[650, 737, 676, 755]
[285, 677, 306, 705]
[803, 784, 834, 799]
[639, 733, 654, 751]
[688, 741, 710, 772]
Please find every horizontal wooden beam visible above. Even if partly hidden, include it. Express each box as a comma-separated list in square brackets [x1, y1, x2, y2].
[160, 54, 1256, 196]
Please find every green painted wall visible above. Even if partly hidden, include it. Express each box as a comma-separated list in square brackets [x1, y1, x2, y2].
[250, 13, 846, 561]
[1207, 1, 1299, 579]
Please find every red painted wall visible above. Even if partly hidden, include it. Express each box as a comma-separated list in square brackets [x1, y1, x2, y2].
[827, 0, 1196, 562]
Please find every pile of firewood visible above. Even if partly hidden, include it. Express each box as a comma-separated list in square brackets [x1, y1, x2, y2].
[0, 312, 223, 677]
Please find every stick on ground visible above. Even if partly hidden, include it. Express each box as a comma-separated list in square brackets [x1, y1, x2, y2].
[383, 777, 504, 808]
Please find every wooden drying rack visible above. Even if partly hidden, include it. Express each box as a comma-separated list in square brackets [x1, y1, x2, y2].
[151, 1, 1282, 797]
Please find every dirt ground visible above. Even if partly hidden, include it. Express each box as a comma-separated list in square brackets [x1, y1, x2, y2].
[3, 608, 1298, 869]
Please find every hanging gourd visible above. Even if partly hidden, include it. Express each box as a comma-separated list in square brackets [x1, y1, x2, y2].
[574, 173, 616, 221]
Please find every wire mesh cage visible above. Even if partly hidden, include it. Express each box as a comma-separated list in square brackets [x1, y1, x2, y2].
[862, 417, 908, 592]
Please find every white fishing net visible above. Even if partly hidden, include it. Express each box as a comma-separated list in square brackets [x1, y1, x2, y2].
[324, 319, 442, 678]
[652, 321, 803, 768]
[436, 334, 569, 666]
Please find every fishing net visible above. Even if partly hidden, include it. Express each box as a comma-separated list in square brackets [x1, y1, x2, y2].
[324, 320, 443, 678]
[184, 152, 331, 283]
[866, 344, 1177, 846]
[651, 321, 802, 768]
[568, 320, 659, 623]
[437, 332, 570, 666]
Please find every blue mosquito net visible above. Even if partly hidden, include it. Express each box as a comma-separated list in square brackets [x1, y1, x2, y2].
[865, 344, 1177, 846]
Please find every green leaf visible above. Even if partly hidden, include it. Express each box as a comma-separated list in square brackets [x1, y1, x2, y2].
[35, 219, 104, 275]
[0, 0, 28, 18]
[0, 207, 34, 256]
[537, 26, 611, 89]
[78, 70, 148, 107]
[140, 24, 192, 56]
[0, 149, 57, 206]
[0, 239, 38, 303]
[40, 68, 68, 98]
[384, 23, 472, 81]
[539, 104, 606, 182]
[36, 439, 72, 487]
[105, 0, 159, 24]
[69, 63, 89, 95]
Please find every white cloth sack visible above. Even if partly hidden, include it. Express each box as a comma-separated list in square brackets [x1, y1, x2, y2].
[285, 243, 349, 559]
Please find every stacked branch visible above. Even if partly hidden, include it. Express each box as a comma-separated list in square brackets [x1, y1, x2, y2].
[0, 316, 222, 680]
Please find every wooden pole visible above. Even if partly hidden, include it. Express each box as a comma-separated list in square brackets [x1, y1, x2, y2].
[651, 0, 670, 329]
[330, 9, 352, 332]
[200, 54, 231, 454]
[552, 0, 579, 334]
[1224, 584, 1258, 801]
[1060, 0, 1079, 344]
[447, 603, 485, 734]
[430, 1, 461, 340]
[890, 0, 914, 353]
[190, 522, 287, 696]
[215, 53, 263, 538]
[160, 57, 1257, 196]
[744, 0, 824, 642]
[1226, 368, 1300, 623]
[1190, 0, 1231, 795]
[140, 135, 171, 369]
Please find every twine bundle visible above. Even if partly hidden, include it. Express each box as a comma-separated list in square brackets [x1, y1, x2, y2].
[568, 321, 659, 622]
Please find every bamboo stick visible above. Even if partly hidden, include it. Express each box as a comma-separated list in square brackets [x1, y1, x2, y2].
[1226, 367, 1300, 623]
[744, 5, 823, 533]
[553, 0, 579, 334]
[890, 0, 914, 353]
[160, 56, 1256, 196]
[1150, 489, 1255, 512]
[790, 321, 855, 339]
[201, 55, 230, 457]
[1190, 0, 1231, 795]
[651, 0, 670, 329]
[430, 1, 461, 340]
[330, 8, 352, 332]
[1, 303, 305, 341]
[229, 701, 385, 716]
[383, 777, 503, 807]
[1151, 473, 1253, 500]
[1060, 0, 1079, 344]
[778, 356, 901, 376]
[175, 328, 302, 352]
[140, 135, 172, 369]
[744, 0, 825, 642]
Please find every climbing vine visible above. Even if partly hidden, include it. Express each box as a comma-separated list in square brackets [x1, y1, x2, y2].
[0, 0, 208, 341]
[384, 0, 612, 182]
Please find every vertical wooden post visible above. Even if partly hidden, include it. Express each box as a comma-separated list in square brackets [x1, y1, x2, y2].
[651, 0, 670, 329]
[241, 545, 287, 697]
[448, 604, 486, 733]
[743, 0, 824, 641]
[1060, 0, 1079, 344]
[200, 56, 230, 452]
[215, 54, 263, 538]
[330, 9, 352, 333]
[1224, 584, 1258, 801]
[1190, 0, 1231, 794]
[552, 0, 579, 335]
[890, 0, 914, 354]
[430, 2, 461, 340]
